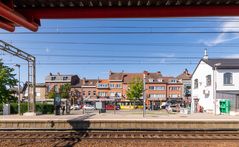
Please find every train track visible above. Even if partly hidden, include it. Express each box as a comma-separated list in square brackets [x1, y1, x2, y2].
[1, 131, 239, 146]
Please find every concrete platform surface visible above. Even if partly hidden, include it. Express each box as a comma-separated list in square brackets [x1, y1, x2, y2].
[1, 110, 239, 121]
[1, 111, 239, 130]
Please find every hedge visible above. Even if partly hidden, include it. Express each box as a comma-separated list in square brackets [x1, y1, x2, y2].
[0, 103, 54, 114]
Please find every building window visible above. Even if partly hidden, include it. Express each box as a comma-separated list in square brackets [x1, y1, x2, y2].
[36, 92, 40, 97]
[88, 91, 91, 96]
[63, 76, 68, 80]
[194, 79, 198, 89]
[47, 86, 50, 92]
[169, 87, 180, 91]
[170, 94, 178, 98]
[54, 85, 58, 92]
[149, 78, 154, 82]
[116, 84, 121, 88]
[98, 92, 107, 97]
[149, 94, 165, 98]
[109, 84, 114, 88]
[224, 72, 233, 85]
[98, 84, 108, 88]
[206, 75, 211, 86]
[110, 92, 121, 97]
[51, 76, 56, 81]
[83, 91, 85, 95]
[157, 78, 163, 82]
[170, 79, 177, 83]
[149, 86, 165, 90]
[149, 86, 154, 90]
[93, 91, 96, 95]
[155, 86, 165, 90]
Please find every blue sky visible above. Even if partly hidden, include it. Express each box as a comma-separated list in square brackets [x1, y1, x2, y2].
[1, 17, 239, 83]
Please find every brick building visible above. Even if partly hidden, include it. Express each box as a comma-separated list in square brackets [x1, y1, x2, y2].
[45, 73, 79, 95]
[70, 78, 97, 104]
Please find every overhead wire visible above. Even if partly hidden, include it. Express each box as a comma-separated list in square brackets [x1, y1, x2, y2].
[2, 31, 239, 35]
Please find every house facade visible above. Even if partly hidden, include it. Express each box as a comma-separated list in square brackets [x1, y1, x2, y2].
[70, 78, 97, 104]
[45, 73, 79, 95]
[176, 69, 192, 105]
[191, 57, 239, 114]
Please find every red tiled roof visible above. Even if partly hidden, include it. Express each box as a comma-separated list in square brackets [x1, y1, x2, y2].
[177, 69, 192, 80]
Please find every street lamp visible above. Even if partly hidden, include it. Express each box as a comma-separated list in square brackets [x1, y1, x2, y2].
[14, 64, 21, 115]
[213, 63, 221, 115]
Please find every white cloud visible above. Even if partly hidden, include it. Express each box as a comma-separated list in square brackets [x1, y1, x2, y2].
[202, 18, 239, 46]
[224, 54, 239, 58]
[45, 48, 50, 53]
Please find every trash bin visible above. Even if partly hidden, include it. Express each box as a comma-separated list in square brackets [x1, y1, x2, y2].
[220, 99, 230, 114]
[99, 109, 106, 113]
[3, 104, 10, 115]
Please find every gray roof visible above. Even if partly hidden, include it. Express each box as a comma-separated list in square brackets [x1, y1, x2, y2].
[71, 79, 97, 88]
[45, 73, 77, 82]
[203, 58, 239, 69]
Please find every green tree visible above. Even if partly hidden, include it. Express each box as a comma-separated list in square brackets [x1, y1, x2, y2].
[47, 88, 56, 99]
[126, 77, 143, 108]
[59, 83, 71, 99]
[0, 60, 18, 103]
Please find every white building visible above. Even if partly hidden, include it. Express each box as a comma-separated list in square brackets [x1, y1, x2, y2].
[191, 52, 239, 114]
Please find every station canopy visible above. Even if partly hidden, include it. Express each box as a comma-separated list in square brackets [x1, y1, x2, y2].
[1, 0, 239, 32]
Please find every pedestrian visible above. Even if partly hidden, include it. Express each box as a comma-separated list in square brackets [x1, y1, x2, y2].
[61, 102, 65, 115]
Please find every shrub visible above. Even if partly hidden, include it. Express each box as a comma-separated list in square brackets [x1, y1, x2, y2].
[41, 103, 54, 114]
[7, 103, 54, 114]
[0, 103, 2, 112]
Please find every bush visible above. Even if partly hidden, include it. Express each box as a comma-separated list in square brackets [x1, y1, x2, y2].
[42, 103, 54, 114]
[8, 103, 54, 114]
[0, 103, 2, 112]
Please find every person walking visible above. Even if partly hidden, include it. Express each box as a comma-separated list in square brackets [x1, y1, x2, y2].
[61, 102, 65, 115]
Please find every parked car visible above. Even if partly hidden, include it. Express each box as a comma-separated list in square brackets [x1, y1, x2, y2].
[83, 104, 95, 110]
[70, 104, 80, 110]
[105, 104, 120, 110]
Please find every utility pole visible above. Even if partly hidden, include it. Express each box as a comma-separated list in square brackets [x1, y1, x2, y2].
[0, 40, 36, 115]
[15, 64, 21, 115]
[214, 63, 221, 115]
[143, 73, 146, 117]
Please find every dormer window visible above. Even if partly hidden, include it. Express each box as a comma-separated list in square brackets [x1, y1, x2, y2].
[149, 78, 154, 82]
[63, 76, 68, 80]
[157, 78, 163, 82]
[51, 76, 56, 81]
[171, 79, 177, 83]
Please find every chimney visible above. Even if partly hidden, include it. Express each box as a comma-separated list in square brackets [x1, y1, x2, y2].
[49, 72, 52, 76]
[57, 72, 60, 76]
[143, 70, 148, 75]
[184, 68, 188, 74]
[203, 48, 208, 60]
[109, 70, 112, 75]
[83, 77, 86, 85]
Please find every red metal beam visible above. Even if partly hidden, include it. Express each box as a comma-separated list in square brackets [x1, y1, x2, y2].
[0, 2, 38, 31]
[17, 6, 239, 19]
[0, 19, 15, 32]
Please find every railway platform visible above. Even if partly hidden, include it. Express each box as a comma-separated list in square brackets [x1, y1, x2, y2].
[1, 111, 239, 131]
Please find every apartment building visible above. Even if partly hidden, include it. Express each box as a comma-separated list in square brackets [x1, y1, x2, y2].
[96, 79, 110, 98]
[109, 71, 124, 99]
[165, 77, 183, 100]
[70, 78, 97, 101]
[45, 73, 79, 94]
